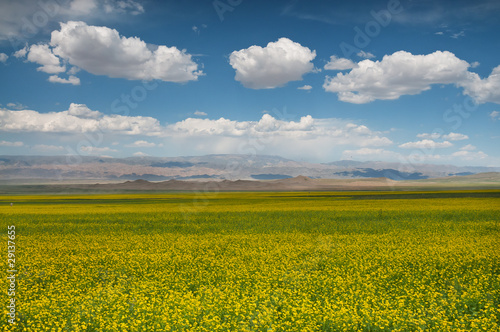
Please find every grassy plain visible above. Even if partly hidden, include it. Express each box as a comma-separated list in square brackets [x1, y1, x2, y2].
[1, 191, 499, 331]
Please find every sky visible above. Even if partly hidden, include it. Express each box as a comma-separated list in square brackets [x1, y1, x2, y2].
[0, 0, 499, 166]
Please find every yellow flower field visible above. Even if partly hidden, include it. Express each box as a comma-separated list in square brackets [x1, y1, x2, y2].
[1, 191, 499, 331]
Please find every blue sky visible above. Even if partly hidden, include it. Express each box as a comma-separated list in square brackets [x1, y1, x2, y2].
[0, 0, 499, 166]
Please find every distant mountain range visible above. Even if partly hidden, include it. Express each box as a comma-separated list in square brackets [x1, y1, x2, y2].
[1, 154, 499, 184]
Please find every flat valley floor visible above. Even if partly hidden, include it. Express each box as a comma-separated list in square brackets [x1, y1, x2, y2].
[1, 191, 499, 331]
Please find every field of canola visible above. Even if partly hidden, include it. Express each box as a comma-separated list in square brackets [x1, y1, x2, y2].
[1, 190, 499, 331]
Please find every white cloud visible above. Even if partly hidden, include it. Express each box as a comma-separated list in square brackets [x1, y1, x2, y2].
[48, 75, 81, 85]
[229, 38, 316, 89]
[297, 85, 312, 90]
[0, 104, 396, 161]
[26, 44, 65, 74]
[443, 132, 468, 141]
[470, 61, 480, 68]
[43, 21, 202, 83]
[323, 51, 470, 104]
[192, 24, 207, 35]
[6, 102, 27, 110]
[66, 103, 101, 118]
[336, 147, 493, 166]
[417, 132, 468, 141]
[164, 114, 392, 148]
[126, 140, 156, 147]
[67, 66, 81, 75]
[103, 0, 145, 15]
[399, 139, 453, 149]
[416, 132, 441, 140]
[79, 146, 118, 155]
[0, 0, 145, 42]
[490, 111, 499, 121]
[459, 66, 500, 104]
[133, 151, 149, 157]
[0, 1, 47, 41]
[357, 51, 375, 59]
[451, 150, 488, 160]
[0, 141, 24, 147]
[0, 104, 162, 135]
[165, 116, 391, 162]
[0, 106, 391, 149]
[13, 46, 28, 58]
[451, 31, 465, 39]
[324, 56, 356, 70]
[69, 0, 97, 14]
[194, 110, 207, 116]
[460, 144, 476, 151]
[0, 53, 8, 63]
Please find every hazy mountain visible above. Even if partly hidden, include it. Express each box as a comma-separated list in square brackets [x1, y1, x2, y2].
[1, 154, 499, 184]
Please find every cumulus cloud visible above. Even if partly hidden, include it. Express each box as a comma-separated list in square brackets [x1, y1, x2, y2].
[66, 103, 101, 118]
[0, 104, 392, 162]
[0, 140, 24, 147]
[451, 150, 488, 160]
[69, 0, 97, 15]
[14, 43, 80, 85]
[194, 110, 207, 116]
[416, 132, 442, 140]
[163, 115, 392, 162]
[6, 102, 27, 110]
[443, 132, 468, 141]
[342, 147, 491, 164]
[323, 51, 470, 104]
[460, 144, 476, 151]
[13, 47, 28, 58]
[48, 75, 81, 85]
[229, 38, 316, 89]
[399, 139, 453, 149]
[26, 44, 65, 74]
[0, 53, 8, 63]
[357, 51, 375, 59]
[15, 21, 202, 84]
[0, 0, 145, 42]
[324, 56, 357, 70]
[126, 140, 156, 147]
[459, 66, 500, 104]
[48, 21, 202, 83]
[133, 151, 149, 157]
[164, 114, 392, 149]
[103, 0, 144, 15]
[297, 85, 312, 90]
[417, 132, 468, 141]
[80, 146, 118, 154]
[0, 104, 162, 135]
